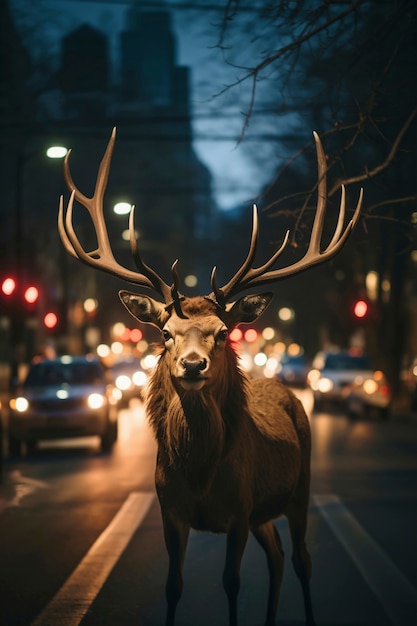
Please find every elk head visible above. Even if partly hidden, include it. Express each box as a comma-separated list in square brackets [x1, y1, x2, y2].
[58, 128, 363, 391]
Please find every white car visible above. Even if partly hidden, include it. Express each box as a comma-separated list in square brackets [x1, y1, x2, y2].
[308, 350, 391, 418]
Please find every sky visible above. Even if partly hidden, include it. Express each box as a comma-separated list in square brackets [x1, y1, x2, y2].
[10, 0, 286, 211]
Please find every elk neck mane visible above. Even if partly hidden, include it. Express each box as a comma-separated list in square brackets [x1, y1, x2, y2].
[146, 335, 249, 476]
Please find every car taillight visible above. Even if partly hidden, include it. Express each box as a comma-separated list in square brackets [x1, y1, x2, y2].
[380, 384, 391, 397]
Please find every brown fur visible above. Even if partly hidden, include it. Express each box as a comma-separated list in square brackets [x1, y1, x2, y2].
[58, 129, 360, 626]
[138, 296, 316, 626]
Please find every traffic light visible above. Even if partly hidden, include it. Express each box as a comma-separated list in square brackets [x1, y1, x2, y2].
[1, 277, 16, 296]
[353, 299, 369, 319]
[244, 328, 259, 343]
[1, 278, 39, 308]
[43, 312, 58, 330]
[24, 286, 39, 305]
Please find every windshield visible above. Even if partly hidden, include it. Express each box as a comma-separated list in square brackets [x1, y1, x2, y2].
[25, 362, 104, 386]
[280, 354, 306, 366]
[324, 354, 371, 370]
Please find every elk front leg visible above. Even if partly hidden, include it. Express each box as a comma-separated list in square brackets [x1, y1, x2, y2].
[223, 522, 249, 626]
[162, 514, 190, 626]
[251, 521, 284, 626]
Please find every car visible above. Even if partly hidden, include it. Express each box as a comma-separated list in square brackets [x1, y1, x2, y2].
[8, 355, 119, 455]
[308, 350, 391, 418]
[108, 358, 147, 407]
[275, 353, 309, 387]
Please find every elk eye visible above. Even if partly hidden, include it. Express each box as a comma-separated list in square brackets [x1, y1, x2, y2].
[162, 329, 172, 342]
[217, 329, 228, 342]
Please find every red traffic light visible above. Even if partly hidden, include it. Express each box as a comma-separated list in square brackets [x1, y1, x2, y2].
[244, 328, 258, 343]
[44, 312, 58, 329]
[1, 277, 16, 296]
[353, 299, 368, 318]
[24, 286, 39, 304]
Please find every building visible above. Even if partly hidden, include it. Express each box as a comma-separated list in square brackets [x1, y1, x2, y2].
[0, 3, 215, 364]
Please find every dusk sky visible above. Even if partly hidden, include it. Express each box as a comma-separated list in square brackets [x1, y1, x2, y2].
[10, 0, 290, 210]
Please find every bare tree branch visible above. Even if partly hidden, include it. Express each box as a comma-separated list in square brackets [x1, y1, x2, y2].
[215, 0, 367, 142]
[328, 107, 417, 196]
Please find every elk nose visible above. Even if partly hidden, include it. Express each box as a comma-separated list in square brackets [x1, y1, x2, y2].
[181, 358, 207, 377]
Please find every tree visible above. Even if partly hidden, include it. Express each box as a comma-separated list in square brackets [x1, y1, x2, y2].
[213, 0, 417, 394]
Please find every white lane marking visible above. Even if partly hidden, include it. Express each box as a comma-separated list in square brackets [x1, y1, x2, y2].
[2, 470, 49, 509]
[31, 491, 155, 626]
[314, 493, 417, 626]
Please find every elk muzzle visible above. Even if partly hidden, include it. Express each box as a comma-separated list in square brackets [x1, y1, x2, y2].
[176, 350, 210, 391]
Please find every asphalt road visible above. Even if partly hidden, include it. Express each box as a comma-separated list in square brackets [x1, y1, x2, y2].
[0, 390, 416, 626]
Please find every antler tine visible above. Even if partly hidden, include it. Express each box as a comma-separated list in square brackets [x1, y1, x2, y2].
[210, 204, 260, 305]
[58, 128, 173, 302]
[209, 132, 363, 304]
[128, 206, 173, 303]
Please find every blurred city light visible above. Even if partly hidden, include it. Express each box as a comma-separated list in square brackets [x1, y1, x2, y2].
[112, 322, 126, 338]
[46, 146, 68, 159]
[274, 341, 286, 354]
[111, 341, 123, 355]
[133, 371, 147, 386]
[130, 328, 143, 342]
[24, 286, 39, 304]
[262, 327, 275, 341]
[238, 353, 253, 372]
[184, 274, 198, 288]
[121, 228, 139, 241]
[141, 354, 159, 370]
[254, 352, 267, 366]
[278, 307, 294, 321]
[366, 271, 379, 301]
[287, 343, 302, 356]
[1, 277, 16, 296]
[113, 202, 132, 215]
[83, 298, 98, 313]
[43, 312, 58, 329]
[97, 344, 111, 358]
[244, 328, 258, 343]
[229, 328, 243, 342]
[353, 299, 368, 318]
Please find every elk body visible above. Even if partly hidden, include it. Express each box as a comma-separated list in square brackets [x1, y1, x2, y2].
[58, 129, 362, 626]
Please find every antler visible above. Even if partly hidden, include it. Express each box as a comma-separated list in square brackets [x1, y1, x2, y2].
[58, 127, 181, 307]
[210, 131, 363, 306]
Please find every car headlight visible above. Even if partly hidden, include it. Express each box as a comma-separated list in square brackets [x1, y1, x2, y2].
[307, 369, 321, 385]
[115, 374, 132, 391]
[87, 393, 105, 410]
[362, 378, 379, 394]
[11, 397, 29, 412]
[316, 377, 334, 393]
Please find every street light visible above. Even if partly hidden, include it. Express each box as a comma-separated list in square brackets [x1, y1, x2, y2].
[46, 146, 68, 159]
[15, 143, 69, 284]
[113, 201, 132, 215]
[9, 142, 68, 385]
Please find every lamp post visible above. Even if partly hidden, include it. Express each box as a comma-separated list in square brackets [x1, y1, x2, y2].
[9, 143, 68, 387]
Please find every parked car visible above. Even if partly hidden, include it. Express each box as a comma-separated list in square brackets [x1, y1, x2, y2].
[275, 353, 309, 387]
[308, 350, 391, 418]
[8, 355, 119, 455]
[108, 358, 147, 407]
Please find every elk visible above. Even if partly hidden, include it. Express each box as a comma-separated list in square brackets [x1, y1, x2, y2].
[58, 128, 362, 626]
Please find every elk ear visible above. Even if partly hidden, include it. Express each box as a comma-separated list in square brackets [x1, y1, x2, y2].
[119, 291, 169, 329]
[226, 292, 273, 325]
